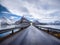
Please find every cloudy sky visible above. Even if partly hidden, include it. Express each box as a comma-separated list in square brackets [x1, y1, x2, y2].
[0, 0, 60, 23]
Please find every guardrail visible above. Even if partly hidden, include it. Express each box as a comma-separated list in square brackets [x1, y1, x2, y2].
[41, 27, 60, 33]
[0, 23, 30, 34]
[34, 25, 60, 39]
[35, 25, 60, 33]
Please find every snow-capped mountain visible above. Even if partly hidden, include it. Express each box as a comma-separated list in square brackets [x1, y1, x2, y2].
[15, 16, 31, 24]
[48, 21, 60, 25]
[0, 4, 21, 25]
[0, 16, 15, 26]
[3, 16, 15, 24]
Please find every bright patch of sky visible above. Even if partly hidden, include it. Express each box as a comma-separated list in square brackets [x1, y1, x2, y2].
[0, 0, 60, 23]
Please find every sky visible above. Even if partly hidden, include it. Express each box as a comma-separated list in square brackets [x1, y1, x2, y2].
[0, 0, 60, 23]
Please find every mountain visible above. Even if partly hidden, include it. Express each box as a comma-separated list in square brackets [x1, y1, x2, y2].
[33, 20, 48, 25]
[0, 4, 10, 13]
[0, 5, 21, 23]
[15, 15, 48, 25]
[48, 21, 60, 25]
[0, 17, 9, 26]
[0, 16, 15, 26]
[3, 16, 15, 24]
[15, 16, 31, 24]
[0, 5, 15, 26]
[23, 15, 36, 22]
[54, 21, 60, 25]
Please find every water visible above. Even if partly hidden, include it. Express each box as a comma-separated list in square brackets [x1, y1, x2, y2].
[0, 29, 20, 38]
[0, 25, 16, 30]
[0, 24, 27, 38]
[1, 25, 60, 38]
[37, 25, 60, 29]
[0, 25, 20, 38]
[0, 31, 12, 38]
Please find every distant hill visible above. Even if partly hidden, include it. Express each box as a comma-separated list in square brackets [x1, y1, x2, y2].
[32, 20, 48, 25]
[48, 21, 60, 25]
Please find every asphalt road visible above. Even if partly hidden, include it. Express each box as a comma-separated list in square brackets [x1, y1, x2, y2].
[1, 25, 60, 45]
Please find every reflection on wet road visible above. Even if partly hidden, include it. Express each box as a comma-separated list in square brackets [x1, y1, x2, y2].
[1, 25, 60, 45]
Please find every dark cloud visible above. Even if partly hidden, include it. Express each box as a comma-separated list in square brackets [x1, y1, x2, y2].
[1, 0, 60, 22]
